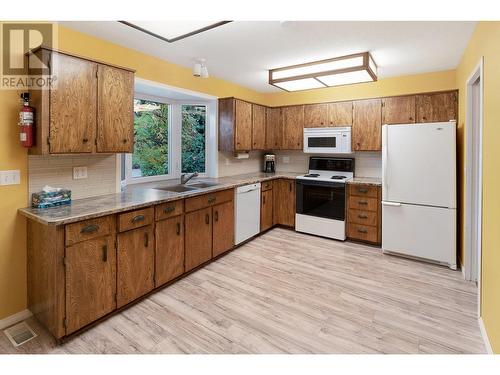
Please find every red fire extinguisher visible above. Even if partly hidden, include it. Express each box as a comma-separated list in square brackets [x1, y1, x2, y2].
[19, 92, 35, 148]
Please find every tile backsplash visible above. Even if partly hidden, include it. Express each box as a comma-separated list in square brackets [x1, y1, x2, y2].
[28, 154, 117, 200]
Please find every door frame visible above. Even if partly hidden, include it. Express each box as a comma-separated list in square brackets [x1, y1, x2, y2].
[464, 57, 484, 316]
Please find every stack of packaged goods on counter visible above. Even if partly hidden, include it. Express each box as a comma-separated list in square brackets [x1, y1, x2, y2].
[32, 186, 71, 208]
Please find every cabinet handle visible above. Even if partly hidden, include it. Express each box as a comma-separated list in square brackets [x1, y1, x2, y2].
[215, 210, 219, 222]
[102, 245, 108, 262]
[81, 224, 99, 234]
[289, 182, 292, 192]
[357, 188, 368, 193]
[263, 195, 266, 205]
[358, 214, 368, 219]
[358, 201, 368, 206]
[422, 116, 427, 121]
[357, 229, 368, 234]
[176, 222, 181, 235]
[82, 138, 89, 143]
[208, 196, 216, 204]
[164, 206, 175, 214]
[122, 139, 128, 143]
[205, 214, 210, 225]
[409, 116, 413, 121]
[132, 215, 145, 223]
[144, 232, 149, 247]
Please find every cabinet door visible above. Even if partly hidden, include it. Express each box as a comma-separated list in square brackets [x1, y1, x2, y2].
[328, 101, 353, 126]
[155, 216, 184, 287]
[235, 99, 252, 151]
[304, 104, 328, 127]
[352, 99, 382, 151]
[281, 106, 304, 150]
[49, 53, 97, 153]
[185, 207, 213, 271]
[382, 96, 416, 124]
[252, 104, 266, 150]
[97, 65, 134, 153]
[261, 189, 273, 232]
[266, 107, 281, 149]
[273, 179, 296, 227]
[65, 235, 116, 334]
[416, 92, 457, 123]
[213, 201, 235, 257]
[117, 225, 154, 307]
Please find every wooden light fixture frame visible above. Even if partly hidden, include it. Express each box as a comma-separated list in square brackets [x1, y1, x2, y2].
[269, 52, 377, 92]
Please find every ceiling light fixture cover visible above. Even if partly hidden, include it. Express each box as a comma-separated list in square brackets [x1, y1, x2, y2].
[269, 52, 377, 92]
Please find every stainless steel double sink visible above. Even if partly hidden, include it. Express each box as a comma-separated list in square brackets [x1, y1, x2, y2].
[154, 181, 219, 193]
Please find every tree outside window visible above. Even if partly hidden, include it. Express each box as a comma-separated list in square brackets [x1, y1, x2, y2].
[181, 105, 206, 173]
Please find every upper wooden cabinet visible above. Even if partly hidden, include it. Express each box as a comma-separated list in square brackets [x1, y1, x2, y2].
[219, 98, 252, 152]
[266, 107, 281, 149]
[28, 48, 135, 155]
[281, 105, 304, 150]
[382, 96, 416, 124]
[416, 92, 457, 123]
[353, 99, 382, 151]
[328, 101, 353, 126]
[304, 103, 328, 127]
[252, 104, 267, 150]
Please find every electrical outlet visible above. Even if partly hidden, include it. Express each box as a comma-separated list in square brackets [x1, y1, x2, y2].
[282, 156, 290, 164]
[73, 166, 88, 180]
[0, 170, 21, 185]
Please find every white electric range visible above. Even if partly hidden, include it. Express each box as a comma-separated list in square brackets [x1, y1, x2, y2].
[295, 157, 354, 240]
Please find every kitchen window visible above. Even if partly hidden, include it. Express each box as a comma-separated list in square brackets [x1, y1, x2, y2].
[181, 104, 206, 174]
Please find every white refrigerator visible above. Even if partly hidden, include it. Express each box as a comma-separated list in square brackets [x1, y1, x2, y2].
[382, 121, 457, 269]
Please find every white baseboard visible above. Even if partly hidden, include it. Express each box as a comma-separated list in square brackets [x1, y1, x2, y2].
[0, 309, 32, 330]
[479, 317, 494, 354]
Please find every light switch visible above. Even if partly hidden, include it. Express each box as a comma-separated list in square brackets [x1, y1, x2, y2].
[282, 156, 290, 164]
[0, 170, 21, 185]
[73, 166, 88, 180]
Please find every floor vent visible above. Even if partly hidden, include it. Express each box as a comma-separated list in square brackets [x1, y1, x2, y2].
[3, 321, 37, 347]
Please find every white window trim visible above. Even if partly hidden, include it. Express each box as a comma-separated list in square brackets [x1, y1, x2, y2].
[122, 80, 218, 186]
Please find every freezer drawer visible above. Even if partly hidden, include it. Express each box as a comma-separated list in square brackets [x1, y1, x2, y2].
[382, 202, 456, 268]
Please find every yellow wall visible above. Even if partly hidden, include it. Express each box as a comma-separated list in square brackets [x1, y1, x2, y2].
[0, 23, 461, 322]
[456, 21, 500, 353]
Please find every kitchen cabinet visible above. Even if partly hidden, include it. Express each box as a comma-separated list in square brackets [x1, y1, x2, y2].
[117, 224, 154, 307]
[266, 107, 281, 149]
[218, 98, 253, 152]
[212, 200, 235, 257]
[382, 96, 416, 124]
[65, 235, 116, 334]
[28, 47, 135, 155]
[281, 105, 304, 150]
[261, 188, 273, 232]
[185, 207, 213, 271]
[416, 91, 457, 123]
[252, 104, 267, 150]
[304, 103, 328, 127]
[155, 215, 184, 287]
[273, 179, 296, 227]
[352, 99, 382, 151]
[328, 101, 353, 126]
[346, 184, 381, 245]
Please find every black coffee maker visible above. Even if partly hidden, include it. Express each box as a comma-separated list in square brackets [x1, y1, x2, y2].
[263, 153, 276, 173]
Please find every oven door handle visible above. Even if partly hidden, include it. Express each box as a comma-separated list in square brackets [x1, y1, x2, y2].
[296, 180, 345, 189]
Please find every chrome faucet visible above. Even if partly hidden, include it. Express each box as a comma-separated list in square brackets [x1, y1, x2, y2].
[181, 172, 199, 184]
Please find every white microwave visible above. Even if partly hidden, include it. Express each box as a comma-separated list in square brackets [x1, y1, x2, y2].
[303, 127, 352, 154]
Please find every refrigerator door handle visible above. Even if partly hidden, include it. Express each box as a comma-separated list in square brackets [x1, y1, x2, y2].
[382, 125, 389, 196]
[382, 201, 401, 207]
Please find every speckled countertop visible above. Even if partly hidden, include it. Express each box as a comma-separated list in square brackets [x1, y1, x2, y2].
[348, 177, 382, 186]
[18, 172, 302, 226]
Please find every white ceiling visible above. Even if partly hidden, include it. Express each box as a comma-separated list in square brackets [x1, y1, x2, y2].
[60, 21, 476, 93]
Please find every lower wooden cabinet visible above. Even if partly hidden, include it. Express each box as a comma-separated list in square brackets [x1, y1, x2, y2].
[213, 200, 235, 257]
[273, 179, 296, 227]
[185, 207, 213, 271]
[155, 215, 184, 286]
[65, 235, 116, 334]
[261, 189, 273, 231]
[117, 225, 154, 307]
[346, 183, 381, 245]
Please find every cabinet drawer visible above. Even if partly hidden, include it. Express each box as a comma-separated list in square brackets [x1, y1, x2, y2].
[118, 207, 154, 232]
[348, 196, 379, 212]
[185, 189, 233, 213]
[65, 215, 113, 246]
[155, 200, 184, 221]
[348, 209, 378, 226]
[261, 181, 273, 191]
[348, 184, 379, 198]
[347, 223, 379, 243]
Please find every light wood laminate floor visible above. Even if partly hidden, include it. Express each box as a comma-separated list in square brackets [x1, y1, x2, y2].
[1, 228, 485, 354]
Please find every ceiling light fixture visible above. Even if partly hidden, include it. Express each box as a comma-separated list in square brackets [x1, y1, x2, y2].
[193, 59, 209, 78]
[269, 52, 377, 92]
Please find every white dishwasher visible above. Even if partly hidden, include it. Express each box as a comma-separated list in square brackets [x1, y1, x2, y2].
[235, 183, 261, 245]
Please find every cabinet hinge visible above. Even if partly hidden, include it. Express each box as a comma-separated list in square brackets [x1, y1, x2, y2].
[47, 136, 50, 145]
[63, 317, 67, 328]
[114, 293, 117, 303]
[114, 241, 117, 250]
[62, 256, 66, 267]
